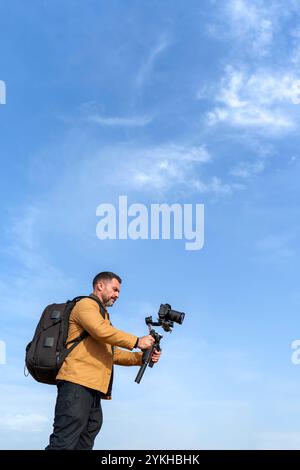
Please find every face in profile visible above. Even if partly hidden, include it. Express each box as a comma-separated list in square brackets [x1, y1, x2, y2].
[99, 278, 121, 307]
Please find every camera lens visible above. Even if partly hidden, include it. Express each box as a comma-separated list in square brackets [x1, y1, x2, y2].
[168, 309, 185, 324]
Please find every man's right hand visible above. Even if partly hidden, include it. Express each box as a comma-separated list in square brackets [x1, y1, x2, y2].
[137, 335, 155, 350]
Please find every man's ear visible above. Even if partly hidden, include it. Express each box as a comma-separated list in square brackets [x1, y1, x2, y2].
[97, 281, 104, 292]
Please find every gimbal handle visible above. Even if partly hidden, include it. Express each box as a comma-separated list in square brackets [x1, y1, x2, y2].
[134, 329, 162, 384]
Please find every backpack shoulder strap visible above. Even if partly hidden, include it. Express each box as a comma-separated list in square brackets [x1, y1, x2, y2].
[71, 295, 106, 319]
[66, 295, 106, 347]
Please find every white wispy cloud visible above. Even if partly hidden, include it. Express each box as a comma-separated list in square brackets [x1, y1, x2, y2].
[206, 0, 293, 58]
[230, 160, 265, 179]
[290, 26, 300, 66]
[128, 144, 211, 190]
[86, 114, 153, 127]
[0, 383, 55, 448]
[206, 66, 300, 131]
[108, 143, 238, 196]
[0, 413, 48, 432]
[33, 136, 231, 198]
[224, 0, 276, 56]
[190, 177, 241, 195]
[136, 35, 170, 87]
[204, 0, 300, 137]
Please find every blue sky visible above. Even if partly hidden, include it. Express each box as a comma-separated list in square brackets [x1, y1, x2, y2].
[1, 0, 300, 449]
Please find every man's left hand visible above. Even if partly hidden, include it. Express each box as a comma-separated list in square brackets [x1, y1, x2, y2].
[151, 349, 162, 363]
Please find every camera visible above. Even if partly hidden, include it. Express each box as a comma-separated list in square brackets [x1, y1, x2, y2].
[145, 303, 185, 332]
[158, 303, 185, 328]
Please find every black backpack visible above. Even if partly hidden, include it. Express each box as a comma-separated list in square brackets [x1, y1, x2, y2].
[25, 295, 105, 385]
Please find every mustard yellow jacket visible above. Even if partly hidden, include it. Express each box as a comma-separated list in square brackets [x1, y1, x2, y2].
[56, 297, 143, 397]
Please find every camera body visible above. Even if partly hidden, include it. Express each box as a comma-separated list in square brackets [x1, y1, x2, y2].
[145, 303, 185, 332]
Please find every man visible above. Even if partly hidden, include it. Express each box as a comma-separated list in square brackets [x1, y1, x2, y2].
[46, 271, 160, 450]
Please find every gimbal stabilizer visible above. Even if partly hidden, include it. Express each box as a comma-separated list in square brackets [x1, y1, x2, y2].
[135, 303, 185, 384]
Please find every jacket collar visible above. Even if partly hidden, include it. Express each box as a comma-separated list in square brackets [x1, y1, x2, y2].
[89, 293, 109, 320]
